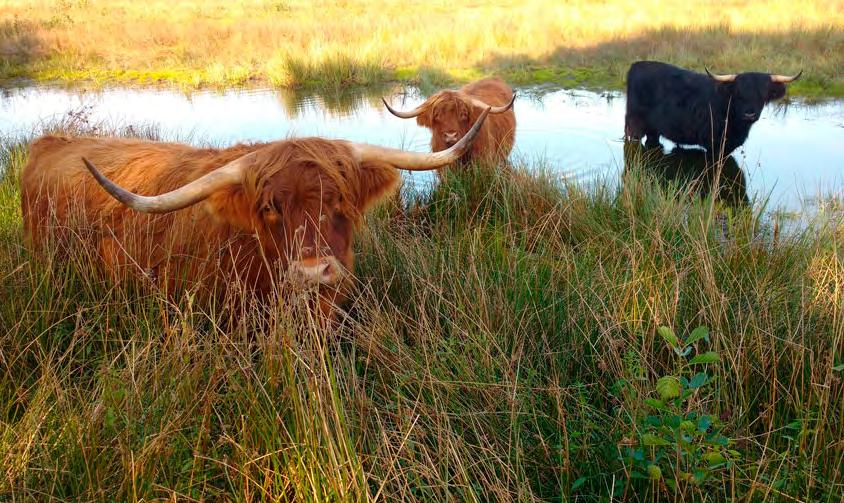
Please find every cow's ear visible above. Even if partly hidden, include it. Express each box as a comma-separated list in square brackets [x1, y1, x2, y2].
[357, 162, 401, 211]
[767, 82, 786, 101]
[416, 109, 433, 128]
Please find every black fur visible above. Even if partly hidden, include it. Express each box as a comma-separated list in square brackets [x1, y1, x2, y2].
[625, 61, 790, 157]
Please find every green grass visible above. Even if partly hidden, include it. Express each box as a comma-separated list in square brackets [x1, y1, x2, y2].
[1, 122, 842, 500]
[1, 0, 843, 96]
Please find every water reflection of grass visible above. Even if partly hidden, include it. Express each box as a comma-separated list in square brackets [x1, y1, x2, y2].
[1, 121, 843, 500]
[1, 0, 842, 95]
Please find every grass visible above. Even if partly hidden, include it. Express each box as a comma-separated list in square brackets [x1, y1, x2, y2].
[1, 120, 843, 500]
[1, 0, 843, 96]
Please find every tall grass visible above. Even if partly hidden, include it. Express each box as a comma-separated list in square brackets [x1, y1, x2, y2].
[1, 124, 842, 500]
[1, 0, 842, 95]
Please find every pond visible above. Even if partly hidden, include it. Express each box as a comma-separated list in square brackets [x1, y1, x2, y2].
[2, 83, 842, 214]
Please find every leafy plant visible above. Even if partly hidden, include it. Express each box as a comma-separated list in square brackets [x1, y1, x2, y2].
[624, 325, 739, 494]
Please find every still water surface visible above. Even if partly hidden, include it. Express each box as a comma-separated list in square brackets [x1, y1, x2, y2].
[2, 84, 842, 213]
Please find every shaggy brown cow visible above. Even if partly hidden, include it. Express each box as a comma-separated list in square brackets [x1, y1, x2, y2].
[382, 77, 516, 169]
[21, 109, 490, 317]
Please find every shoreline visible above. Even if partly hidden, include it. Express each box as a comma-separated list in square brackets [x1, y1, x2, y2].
[2, 64, 842, 100]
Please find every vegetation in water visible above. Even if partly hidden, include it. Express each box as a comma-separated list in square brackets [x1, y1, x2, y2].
[0, 118, 842, 500]
[1, 0, 842, 96]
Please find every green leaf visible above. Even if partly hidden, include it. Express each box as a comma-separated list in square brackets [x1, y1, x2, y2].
[647, 464, 662, 480]
[642, 434, 671, 446]
[689, 352, 720, 365]
[680, 420, 696, 432]
[786, 420, 802, 430]
[703, 452, 725, 464]
[697, 415, 713, 432]
[644, 398, 667, 410]
[689, 372, 708, 389]
[658, 326, 679, 348]
[686, 326, 710, 345]
[571, 477, 587, 491]
[656, 376, 682, 400]
[833, 363, 844, 372]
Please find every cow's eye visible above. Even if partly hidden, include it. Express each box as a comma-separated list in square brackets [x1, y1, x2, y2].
[333, 212, 349, 228]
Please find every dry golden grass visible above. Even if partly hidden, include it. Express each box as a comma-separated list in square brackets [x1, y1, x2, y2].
[1, 0, 842, 94]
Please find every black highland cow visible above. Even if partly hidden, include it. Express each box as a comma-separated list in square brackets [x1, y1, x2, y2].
[625, 61, 801, 157]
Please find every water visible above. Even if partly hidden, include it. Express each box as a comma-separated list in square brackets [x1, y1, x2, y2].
[1, 84, 842, 213]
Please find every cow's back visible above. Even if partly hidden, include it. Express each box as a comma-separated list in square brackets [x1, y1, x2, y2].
[21, 136, 270, 295]
[460, 77, 513, 107]
[23, 136, 197, 241]
[625, 61, 723, 146]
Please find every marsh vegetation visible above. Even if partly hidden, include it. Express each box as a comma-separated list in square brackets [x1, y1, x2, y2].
[1, 121, 842, 500]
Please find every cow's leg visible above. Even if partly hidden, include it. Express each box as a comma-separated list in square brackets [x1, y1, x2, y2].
[624, 114, 645, 141]
[644, 130, 661, 149]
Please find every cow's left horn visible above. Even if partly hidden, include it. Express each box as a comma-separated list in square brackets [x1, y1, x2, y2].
[381, 97, 425, 119]
[771, 70, 802, 83]
[705, 67, 737, 82]
[469, 92, 516, 114]
[82, 152, 255, 214]
[349, 106, 490, 171]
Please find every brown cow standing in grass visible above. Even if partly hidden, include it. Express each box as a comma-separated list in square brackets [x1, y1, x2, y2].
[382, 77, 516, 171]
[21, 110, 490, 318]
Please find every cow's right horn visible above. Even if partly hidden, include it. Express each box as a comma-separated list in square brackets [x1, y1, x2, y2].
[381, 97, 425, 119]
[349, 107, 490, 171]
[771, 70, 802, 83]
[705, 67, 737, 82]
[83, 152, 255, 214]
[469, 92, 516, 114]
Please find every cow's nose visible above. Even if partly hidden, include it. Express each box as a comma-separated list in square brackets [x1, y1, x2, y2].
[743, 112, 759, 121]
[443, 131, 459, 145]
[289, 256, 344, 287]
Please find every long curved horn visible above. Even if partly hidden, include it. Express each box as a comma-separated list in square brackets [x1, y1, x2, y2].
[381, 97, 425, 119]
[705, 67, 737, 82]
[468, 92, 516, 114]
[82, 152, 256, 214]
[771, 70, 802, 83]
[349, 107, 490, 171]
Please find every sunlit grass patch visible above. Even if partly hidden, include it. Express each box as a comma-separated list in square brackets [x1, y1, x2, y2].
[0, 0, 841, 95]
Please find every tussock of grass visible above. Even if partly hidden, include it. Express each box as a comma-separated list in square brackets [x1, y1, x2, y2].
[1, 123, 843, 500]
[1, 0, 842, 95]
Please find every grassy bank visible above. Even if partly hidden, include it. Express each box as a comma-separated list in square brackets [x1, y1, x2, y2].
[1, 122, 843, 500]
[1, 0, 843, 96]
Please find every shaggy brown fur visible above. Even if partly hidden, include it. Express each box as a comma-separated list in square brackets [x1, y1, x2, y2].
[21, 135, 401, 315]
[414, 77, 516, 168]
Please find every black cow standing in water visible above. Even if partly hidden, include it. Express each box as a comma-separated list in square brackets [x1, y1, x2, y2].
[624, 61, 801, 158]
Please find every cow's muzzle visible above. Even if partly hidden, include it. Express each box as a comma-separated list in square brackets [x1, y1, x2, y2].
[743, 112, 759, 121]
[443, 132, 459, 147]
[289, 256, 346, 287]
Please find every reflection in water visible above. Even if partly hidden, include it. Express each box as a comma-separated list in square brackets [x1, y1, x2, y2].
[274, 83, 397, 119]
[623, 142, 749, 207]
